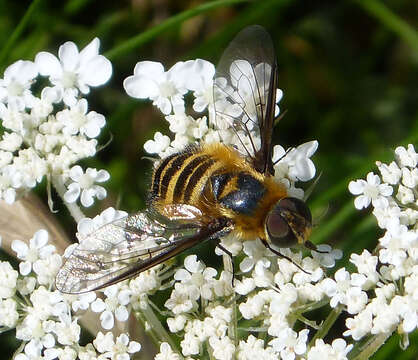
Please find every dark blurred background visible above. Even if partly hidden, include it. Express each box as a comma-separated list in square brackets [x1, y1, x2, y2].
[0, 0, 417, 358]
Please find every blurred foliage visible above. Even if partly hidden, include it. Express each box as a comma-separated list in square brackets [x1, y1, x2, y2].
[0, 0, 417, 358]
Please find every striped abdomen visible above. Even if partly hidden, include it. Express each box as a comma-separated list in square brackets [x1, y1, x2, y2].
[151, 146, 223, 206]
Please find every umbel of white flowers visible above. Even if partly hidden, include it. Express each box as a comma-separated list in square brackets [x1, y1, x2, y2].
[0, 35, 416, 360]
[0, 38, 111, 209]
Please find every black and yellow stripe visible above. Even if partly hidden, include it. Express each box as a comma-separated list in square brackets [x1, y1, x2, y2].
[151, 144, 269, 218]
[151, 147, 224, 205]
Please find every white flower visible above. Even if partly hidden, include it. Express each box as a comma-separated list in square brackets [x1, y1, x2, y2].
[307, 338, 353, 360]
[124, 61, 186, 115]
[237, 335, 276, 360]
[54, 319, 81, 345]
[71, 292, 96, 312]
[0, 298, 19, 327]
[348, 172, 392, 209]
[345, 286, 368, 314]
[273, 141, 318, 182]
[35, 38, 112, 106]
[167, 315, 187, 333]
[93, 332, 141, 358]
[77, 344, 98, 360]
[32, 253, 62, 286]
[12, 148, 48, 188]
[344, 308, 373, 340]
[311, 244, 343, 268]
[64, 165, 109, 207]
[178, 59, 215, 112]
[395, 144, 417, 168]
[239, 239, 270, 273]
[396, 184, 414, 205]
[143, 131, 171, 155]
[350, 250, 379, 288]
[11, 229, 55, 276]
[16, 288, 66, 348]
[91, 284, 131, 330]
[15, 342, 42, 360]
[376, 160, 402, 185]
[0, 261, 18, 298]
[234, 277, 256, 295]
[76, 206, 128, 239]
[56, 98, 105, 138]
[320, 268, 352, 308]
[209, 336, 235, 360]
[165, 284, 197, 315]
[239, 292, 267, 320]
[165, 112, 191, 135]
[30, 86, 60, 120]
[155, 342, 181, 360]
[401, 166, 418, 188]
[378, 225, 416, 267]
[16, 276, 36, 295]
[0, 60, 38, 110]
[269, 328, 309, 360]
[174, 255, 217, 300]
[0, 132, 23, 151]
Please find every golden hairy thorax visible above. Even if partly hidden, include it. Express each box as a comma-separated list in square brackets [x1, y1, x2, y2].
[150, 143, 288, 241]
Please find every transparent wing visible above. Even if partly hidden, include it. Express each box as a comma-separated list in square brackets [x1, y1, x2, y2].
[213, 25, 278, 175]
[56, 205, 227, 294]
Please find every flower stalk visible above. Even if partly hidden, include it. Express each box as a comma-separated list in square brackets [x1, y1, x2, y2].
[350, 331, 394, 360]
[51, 175, 85, 223]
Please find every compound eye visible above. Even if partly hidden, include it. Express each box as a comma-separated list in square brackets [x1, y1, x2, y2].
[279, 197, 312, 224]
[266, 211, 297, 248]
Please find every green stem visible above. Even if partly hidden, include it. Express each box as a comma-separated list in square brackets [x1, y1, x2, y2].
[104, 0, 248, 60]
[354, 0, 418, 52]
[51, 175, 85, 223]
[0, 0, 44, 67]
[309, 305, 343, 347]
[350, 332, 394, 360]
[222, 252, 238, 347]
[141, 302, 182, 357]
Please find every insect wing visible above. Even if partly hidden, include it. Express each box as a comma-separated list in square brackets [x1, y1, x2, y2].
[55, 207, 205, 294]
[213, 25, 278, 175]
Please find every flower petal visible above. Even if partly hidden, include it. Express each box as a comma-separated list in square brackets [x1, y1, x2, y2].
[64, 183, 81, 203]
[80, 55, 112, 86]
[81, 189, 95, 207]
[79, 38, 100, 64]
[69, 165, 84, 181]
[133, 61, 164, 77]
[35, 52, 62, 77]
[100, 310, 115, 329]
[123, 75, 159, 99]
[58, 41, 79, 71]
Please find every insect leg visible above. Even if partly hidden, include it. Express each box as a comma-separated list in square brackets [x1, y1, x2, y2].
[263, 241, 310, 274]
[272, 145, 294, 166]
[305, 240, 329, 254]
[216, 242, 235, 286]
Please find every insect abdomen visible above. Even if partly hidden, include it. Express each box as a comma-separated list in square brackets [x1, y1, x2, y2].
[151, 145, 223, 205]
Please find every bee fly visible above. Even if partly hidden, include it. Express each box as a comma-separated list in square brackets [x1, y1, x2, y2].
[56, 25, 317, 294]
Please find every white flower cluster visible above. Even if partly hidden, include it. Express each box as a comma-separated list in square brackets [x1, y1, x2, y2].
[123, 56, 418, 358]
[346, 144, 418, 339]
[1, 228, 141, 360]
[155, 249, 351, 360]
[0, 38, 111, 207]
[122, 58, 354, 359]
[124, 58, 318, 198]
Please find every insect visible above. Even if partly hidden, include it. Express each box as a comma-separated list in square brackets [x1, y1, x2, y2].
[55, 25, 315, 294]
